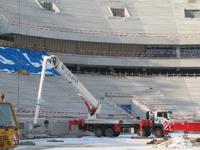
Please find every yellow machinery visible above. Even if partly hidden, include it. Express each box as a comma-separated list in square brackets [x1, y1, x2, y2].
[0, 92, 19, 149]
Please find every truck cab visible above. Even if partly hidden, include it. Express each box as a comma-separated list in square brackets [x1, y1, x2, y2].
[154, 111, 171, 124]
[151, 111, 172, 137]
[0, 93, 19, 149]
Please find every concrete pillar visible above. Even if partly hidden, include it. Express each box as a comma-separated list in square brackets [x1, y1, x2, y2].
[142, 68, 146, 72]
[109, 67, 113, 71]
[176, 46, 181, 58]
[76, 65, 81, 73]
[109, 67, 114, 74]
[176, 68, 180, 72]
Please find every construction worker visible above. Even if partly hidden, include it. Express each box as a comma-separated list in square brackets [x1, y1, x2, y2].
[0, 92, 5, 101]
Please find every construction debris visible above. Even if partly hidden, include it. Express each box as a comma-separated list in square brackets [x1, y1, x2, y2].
[147, 139, 168, 145]
[19, 141, 36, 145]
[47, 139, 64, 142]
[184, 136, 200, 143]
[131, 136, 149, 139]
[17, 69, 29, 75]
[168, 136, 192, 148]
[150, 135, 194, 148]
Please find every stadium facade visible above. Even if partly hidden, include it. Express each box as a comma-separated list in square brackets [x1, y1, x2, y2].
[1, 0, 200, 137]
[1, 0, 200, 65]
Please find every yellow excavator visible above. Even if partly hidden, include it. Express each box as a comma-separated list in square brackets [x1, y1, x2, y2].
[0, 92, 19, 149]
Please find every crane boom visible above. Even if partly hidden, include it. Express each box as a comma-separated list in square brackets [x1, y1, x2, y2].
[33, 55, 101, 125]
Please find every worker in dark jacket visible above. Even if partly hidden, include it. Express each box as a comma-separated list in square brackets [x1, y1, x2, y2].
[0, 92, 5, 101]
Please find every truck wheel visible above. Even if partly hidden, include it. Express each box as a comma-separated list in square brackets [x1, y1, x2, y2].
[95, 128, 103, 137]
[136, 128, 145, 136]
[153, 128, 163, 138]
[144, 129, 151, 137]
[104, 128, 114, 137]
[114, 132, 120, 137]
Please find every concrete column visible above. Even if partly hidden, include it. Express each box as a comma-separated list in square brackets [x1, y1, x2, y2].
[176, 67, 180, 72]
[109, 67, 114, 74]
[76, 65, 81, 73]
[176, 46, 181, 58]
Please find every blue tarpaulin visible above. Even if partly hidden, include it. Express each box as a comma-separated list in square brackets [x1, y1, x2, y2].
[118, 104, 132, 114]
[0, 47, 57, 75]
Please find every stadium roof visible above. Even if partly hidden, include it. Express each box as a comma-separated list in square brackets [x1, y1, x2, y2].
[1, 0, 200, 44]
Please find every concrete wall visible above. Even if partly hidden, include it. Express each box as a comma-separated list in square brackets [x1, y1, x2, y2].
[56, 52, 200, 68]
[13, 34, 145, 57]
[1, 0, 200, 44]
[1, 72, 200, 136]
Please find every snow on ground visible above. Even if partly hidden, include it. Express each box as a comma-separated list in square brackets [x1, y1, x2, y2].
[16, 133, 200, 150]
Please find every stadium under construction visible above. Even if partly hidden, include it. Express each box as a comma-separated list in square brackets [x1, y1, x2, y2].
[0, 0, 200, 138]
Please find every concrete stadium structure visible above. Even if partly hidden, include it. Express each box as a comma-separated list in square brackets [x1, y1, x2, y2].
[1, 0, 200, 44]
[1, 71, 200, 137]
[0, 0, 200, 62]
[1, 0, 200, 137]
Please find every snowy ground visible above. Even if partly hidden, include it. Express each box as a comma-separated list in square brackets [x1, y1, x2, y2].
[16, 133, 200, 150]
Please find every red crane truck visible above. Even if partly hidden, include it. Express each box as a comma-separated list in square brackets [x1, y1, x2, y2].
[33, 55, 200, 138]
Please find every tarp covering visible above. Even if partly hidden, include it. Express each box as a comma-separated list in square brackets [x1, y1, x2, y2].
[0, 47, 57, 75]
